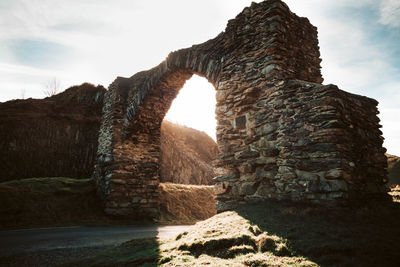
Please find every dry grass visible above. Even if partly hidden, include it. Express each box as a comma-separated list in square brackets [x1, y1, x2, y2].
[71, 192, 400, 266]
[387, 153, 400, 186]
[4, 178, 400, 266]
[71, 211, 317, 267]
[162, 212, 303, 263]
[158, 183, 216, 224]
[0, 177, 117, 229]
[389, 185, 400, 202]
[0, 178, 216, 230]
[160, 120, 218, 185]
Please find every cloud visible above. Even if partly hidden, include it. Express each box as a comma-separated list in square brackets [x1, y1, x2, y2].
[0, 0, 254, 101]
[0, 62, 67, 101]
[379, 108, 400, 156]
[6, 39, 74, 68]
[0, 0, 399, 153]
[379, 0, 400, 27]
[0, 62, 63, 77]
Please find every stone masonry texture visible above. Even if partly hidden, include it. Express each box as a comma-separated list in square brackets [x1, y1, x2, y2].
[93, 0, 387, 218]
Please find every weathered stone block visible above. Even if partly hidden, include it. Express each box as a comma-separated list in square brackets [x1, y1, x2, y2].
[239, 182, 259, 196]
[213, 173, 239, 182]
[262, 123, 279, 135]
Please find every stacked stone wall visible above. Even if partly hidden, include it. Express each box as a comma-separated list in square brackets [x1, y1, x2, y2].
[93, 0, 387, 217]
[214, 80, 387, 209]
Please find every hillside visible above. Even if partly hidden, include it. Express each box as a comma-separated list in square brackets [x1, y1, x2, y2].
[158, 183, 216, 224]
[387, 154, 400, 186]
[160, 121, 219, 185]
[0, 83, 106, 181]
[0, 86, 218, 185]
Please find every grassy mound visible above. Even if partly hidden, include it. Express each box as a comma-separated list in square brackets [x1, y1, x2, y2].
[162, 211, 314, 266]
[158, 183, 216, 224]
[71, 196, 400, 267]
[3, 178, 400, 266]
[71, 211, 317, 267]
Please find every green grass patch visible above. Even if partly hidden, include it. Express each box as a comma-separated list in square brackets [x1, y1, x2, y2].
[234, 199, 400, 267]
[0, 177, 130, 229]
[75, 197, 400, 266]
[66, 238, 160, 267]
[3, 178, 400, 266]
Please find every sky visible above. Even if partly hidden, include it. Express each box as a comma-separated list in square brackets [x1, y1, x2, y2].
[0, 0, 399, 155]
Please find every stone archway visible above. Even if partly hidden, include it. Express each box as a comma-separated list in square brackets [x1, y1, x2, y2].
[93, 0, 387, 218]
[94, 52, 222, 217]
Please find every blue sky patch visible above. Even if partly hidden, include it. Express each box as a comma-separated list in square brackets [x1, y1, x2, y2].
[7, 39, 72, 68]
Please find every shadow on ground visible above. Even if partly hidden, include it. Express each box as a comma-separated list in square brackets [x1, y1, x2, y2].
[65, 191, 400, 266]
[235, 196, 400, 267]
[66, 238, 160, 267]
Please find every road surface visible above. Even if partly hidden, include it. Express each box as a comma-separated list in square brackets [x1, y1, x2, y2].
[0, 225, 191, 257]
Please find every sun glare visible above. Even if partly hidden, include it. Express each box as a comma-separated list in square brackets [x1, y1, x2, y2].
[164, 75, 217, 140]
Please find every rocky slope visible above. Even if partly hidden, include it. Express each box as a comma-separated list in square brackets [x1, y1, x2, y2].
[387, 154, 400, 186]
[160, 121, 219, 185]
[0, 83, 106, 181]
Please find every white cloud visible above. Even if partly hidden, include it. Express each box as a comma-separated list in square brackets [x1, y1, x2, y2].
[379, 0, 400, 27]
[0, 62, 63, 77]
[0, 0, 254, 101]
[0, 0, 399, 153]
[379, 108, 400, 156]
[285, 0, 400, 155]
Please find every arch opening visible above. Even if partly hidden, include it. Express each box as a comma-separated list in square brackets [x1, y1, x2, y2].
[98, 67, 220, 218]
[161, 74, 218, 186]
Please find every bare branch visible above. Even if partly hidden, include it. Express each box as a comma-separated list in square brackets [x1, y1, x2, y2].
[43, 78, 61, 97]
[20, 88, 26, 100]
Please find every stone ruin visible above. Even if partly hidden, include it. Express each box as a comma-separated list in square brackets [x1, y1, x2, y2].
[93, 0, 388, 218]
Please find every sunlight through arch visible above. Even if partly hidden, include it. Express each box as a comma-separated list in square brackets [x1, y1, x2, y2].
[164, 75, 217, 140]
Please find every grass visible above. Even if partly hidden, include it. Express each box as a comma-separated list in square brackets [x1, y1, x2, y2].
[0, 177, 216, 230]
[387, 154, 400, 185]
[2, 177, 400, 266]
[158, 183, 216, 224]
[69, 211, 317, 267]
[234, 198, 400, 267]
[70, 192, 400, 267]
[0, 177, 123, 229]
[65, 238, 160, 267]
[390, 185, 400, 202]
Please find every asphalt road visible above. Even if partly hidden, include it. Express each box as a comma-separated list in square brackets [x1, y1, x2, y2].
[0, 225, 191, 257]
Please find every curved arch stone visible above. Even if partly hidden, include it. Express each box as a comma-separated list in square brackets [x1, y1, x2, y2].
[93, 0, 387, 218]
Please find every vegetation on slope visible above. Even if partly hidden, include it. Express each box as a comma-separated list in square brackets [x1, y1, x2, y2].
[160, 120, 219, 185]
[158, 183, 216, 224]
[0, 83, 106, 182]
[387, 154, 400, 186]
